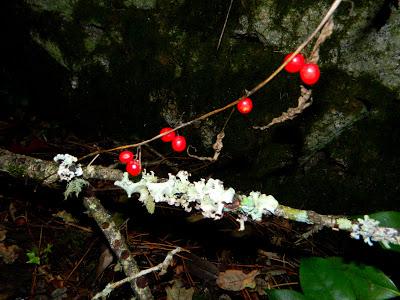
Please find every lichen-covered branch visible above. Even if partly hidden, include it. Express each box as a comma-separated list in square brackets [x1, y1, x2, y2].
[83, 196, 153, 300]
[0, 148, 123, 185]
[1, 148, 399, 249]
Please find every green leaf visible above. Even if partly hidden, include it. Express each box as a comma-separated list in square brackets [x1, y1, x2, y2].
[369, 211, 400, 252]
[301, 257, 356, 300]
[26, 250, 40, 265]
[300, 257, 400, 300]
[43, 243, 53, 255]
[267, 289, 306, 300]
[345, 261, 400, 300]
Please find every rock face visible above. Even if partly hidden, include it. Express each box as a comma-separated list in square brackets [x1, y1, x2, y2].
[8, 0, 400, 213]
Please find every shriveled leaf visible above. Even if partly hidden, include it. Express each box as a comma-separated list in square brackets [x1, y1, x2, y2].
[95, 246, 114, 278]
[301, 257, 400, 300]
[369, 211, 400, 252]
[0, 243, 20, 264]
[52, 210, 78, 223]
[216, 269, 260, 291]
[166, 280, 194, 300]
[267, 289, 306, 300]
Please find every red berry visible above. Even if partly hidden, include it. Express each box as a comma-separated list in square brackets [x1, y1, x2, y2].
[237, 98, 253, 114]
[126, 159, 141, 176]
[160, 127, 176, 142]
[284, 53, 305, 73]
[119, 150, 134, 164]
[171, 136, 186, 152]
[300, 63, 320, 85]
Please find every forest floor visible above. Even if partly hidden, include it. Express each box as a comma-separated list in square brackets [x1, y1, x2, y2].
[0, 117, 399, 299]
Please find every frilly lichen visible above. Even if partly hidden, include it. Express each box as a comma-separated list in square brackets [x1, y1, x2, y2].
[115, 170, 235, 220]
[54, 154, 83, 182]
[114, 170, 280, 227]
[239, 192, 279, 221]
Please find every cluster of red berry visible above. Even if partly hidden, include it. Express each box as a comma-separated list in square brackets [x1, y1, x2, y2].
[119, 53, 321, 176]
[119, 150, 141, 176]
[159, 127, 187, 152]
[119, 128, 187, 177]
[284, 53, 320, 85]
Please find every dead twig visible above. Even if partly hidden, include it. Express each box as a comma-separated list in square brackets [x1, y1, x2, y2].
[253, 86, 312, 130]
[92, 247, 183, 300]
[66, 239, 96, 281]
[217, 0, 234, 52]
[82, 196, 153, 300]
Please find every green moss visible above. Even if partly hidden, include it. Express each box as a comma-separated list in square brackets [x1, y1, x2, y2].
[31, 35, 67, 68]
[7, 164, 27, 178]
[26, 0, 77, 20]
[281, 206, 310, 223]
[123, 0, 156, 9]
[337, 218, 352, 230]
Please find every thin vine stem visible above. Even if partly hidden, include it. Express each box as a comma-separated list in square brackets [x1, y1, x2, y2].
[79, 0, 343, 162]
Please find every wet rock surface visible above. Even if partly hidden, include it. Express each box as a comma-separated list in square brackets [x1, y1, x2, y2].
[3, 0, 400, 214]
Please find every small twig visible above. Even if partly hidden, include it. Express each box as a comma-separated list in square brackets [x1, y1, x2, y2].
[269, 281, 299, 289]
[88, 154, 100, 168]
[142, 144, 179, 172]
[92, 247, 183, 300]
[187, 107, 234, 161]
[30, 226, 43, 298]
[187, 131, 225, 162]
[66, 239, 96, 281]
[217, 0, 234, 52]
[253, 86, 312, 130]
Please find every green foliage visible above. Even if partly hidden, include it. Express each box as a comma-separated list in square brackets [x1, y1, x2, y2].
[26, 248, 40, 265]
[369, 211, 400, 253]
[267, 257, 400, 300]
[42, 243, 53, 264]
[64, 178, 89, 200]
[26, 243, 53, 266]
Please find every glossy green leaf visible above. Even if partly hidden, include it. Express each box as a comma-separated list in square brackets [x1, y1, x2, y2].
[300, 257, 400, 300]
[301, 257, 356, 300]
[267, 289, 306, 300]
[369, 211, 400, 252]
[346, 261, 400, 300]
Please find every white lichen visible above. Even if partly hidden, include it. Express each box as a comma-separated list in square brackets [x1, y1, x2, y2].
[54, 154, 83, 182]
[239, 192, 279, 221]
[350, 215, 380, 246]
[114, 170, 281, 229]
[236, 215, 247, 231]
[115, 170, 235, 220]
